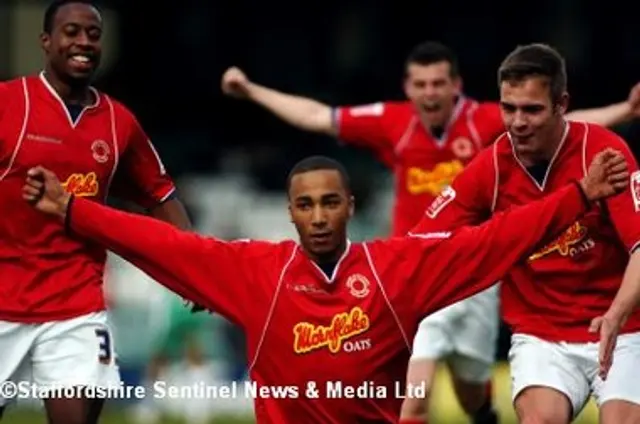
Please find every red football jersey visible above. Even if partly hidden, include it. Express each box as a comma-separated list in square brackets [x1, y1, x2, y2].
[65, 181, 588, 423]
[334, 98, 504, 236]
[412, 121, 640, 342]
[0, 74, 175, 322]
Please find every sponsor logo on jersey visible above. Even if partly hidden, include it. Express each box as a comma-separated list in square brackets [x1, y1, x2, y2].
[406, 160, 464, 196]
[61, 172, 99, 197]
[425, 186, 456, 218]
[529, 221, 591, 261]
[293, 306, 370, 354]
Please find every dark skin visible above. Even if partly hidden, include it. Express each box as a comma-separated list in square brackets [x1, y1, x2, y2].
[40, 2, 102, 105]
[40, 2, 191, 229]
[0, 3, 191, 424]
[288, 169, 354, 264]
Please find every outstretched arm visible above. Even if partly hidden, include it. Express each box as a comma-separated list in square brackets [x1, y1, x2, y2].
[396, 149, 629, 319]
[565, 82, 640, 127]
[23, 168, 260, 327]
[221, 67, 335, 135]
[221, 67, 396, 163]
[405, 183, 590, 318]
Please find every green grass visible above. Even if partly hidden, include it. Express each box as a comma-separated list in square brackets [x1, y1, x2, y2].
[3, 363, 600, 423]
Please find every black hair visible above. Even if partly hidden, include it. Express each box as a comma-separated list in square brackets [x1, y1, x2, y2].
[286, 156, 351, 195]
[405, 41, 460, 77]
[498, 43, 568, 105]
[43, 0, 98, 34]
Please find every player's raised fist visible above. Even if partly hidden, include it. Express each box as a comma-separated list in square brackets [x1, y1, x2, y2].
[628, 82, 640, 117]
[580, 148, 629, 201]
[221, 66, 250, 99]
[22, 166, 71, 218]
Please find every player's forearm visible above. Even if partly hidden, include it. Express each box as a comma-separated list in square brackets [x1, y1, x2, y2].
[63, 196, 216, 309]
[421, 183, 590, 314]
[245, 82, 336, 135]
[150, 197, 192, 231]
[566, 102, 633, 128]
[605, 250, 640, 325]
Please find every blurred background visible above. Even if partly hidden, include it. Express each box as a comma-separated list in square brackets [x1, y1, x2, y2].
[2, 0, 640, 422]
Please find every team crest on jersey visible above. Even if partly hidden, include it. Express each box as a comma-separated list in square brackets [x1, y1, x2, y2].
[346, 274, 370, 298]
[631, 171, 640, 212]
[529, 221, 594, 261]
[91, 140, 110, 163]
[451, 137, 475, 159]
[425, 186, 456, 218]
[62, 172, 99, 197]
[293, 306, 370, 354]
[406, 160, 464, 196]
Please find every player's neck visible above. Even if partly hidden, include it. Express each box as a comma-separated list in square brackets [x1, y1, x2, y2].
[306, 239, 348, 266]
[418, 107, 455, 138]
[539, 120, 567, 161]
[519, 120, 567, 167]
[42, 68, 93, 105]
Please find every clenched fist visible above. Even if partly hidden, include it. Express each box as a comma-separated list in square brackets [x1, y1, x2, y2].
[22, 166, 71, 218]
[221, 66, 251, 99]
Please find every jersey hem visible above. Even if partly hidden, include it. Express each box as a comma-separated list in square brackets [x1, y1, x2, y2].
[0, 304, 106, 323]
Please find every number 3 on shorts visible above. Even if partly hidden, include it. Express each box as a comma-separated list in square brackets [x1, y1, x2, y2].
[95, 328, 112, 364]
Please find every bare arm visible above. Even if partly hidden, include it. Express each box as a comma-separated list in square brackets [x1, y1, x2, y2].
[565, 82, 640, 127]
[605, 250, 640, 325]
[150, 197, 192, 230]
[221, 67, 335, 135]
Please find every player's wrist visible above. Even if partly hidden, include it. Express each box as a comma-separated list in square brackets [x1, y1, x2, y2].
[576, 179, 594, 208]
[57, 193, 72, 219]
[604, 305, 630, 327]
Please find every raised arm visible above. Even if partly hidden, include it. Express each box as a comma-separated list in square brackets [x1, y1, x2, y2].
[23, 168, 262, 327]
[565, 82, 640, 127]
[221, 66, 335, 135]
[394, 149, 629, 319]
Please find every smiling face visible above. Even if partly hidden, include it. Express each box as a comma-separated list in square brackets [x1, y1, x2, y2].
[499, 75, 568, 161]
[41, 2, 102, 86]
[288, 169, 354, 263]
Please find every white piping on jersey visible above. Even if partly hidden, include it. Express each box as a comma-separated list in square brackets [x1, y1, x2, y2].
[393, 116, 417, 156]
[309, 240, 352, 283]
[490, 135, 506, 212]
[629, 240, 640, 255]
[39, 72, 99, 128]
[395, 96, 473, 156]
[406, 231, 451, 239]
[581, 121, 589, 177]
[464, 101, 483, 149]
[145, 137, 167, 176]
[508, 120, 571, 191]
[362, 243, 411, 353]
[248, 244, 298, 373]
[0, 78, 30, 181]
[158, 187, 177, 203]
[429, 96, 467, 148]
[103, 97, 120, 202]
